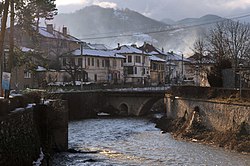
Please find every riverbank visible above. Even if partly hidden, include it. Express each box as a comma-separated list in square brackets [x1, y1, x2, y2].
[155, 114, 250, 154]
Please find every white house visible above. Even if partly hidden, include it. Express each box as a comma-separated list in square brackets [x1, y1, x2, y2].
[61, 48, 125, 84]
[113, 45, 151, 85]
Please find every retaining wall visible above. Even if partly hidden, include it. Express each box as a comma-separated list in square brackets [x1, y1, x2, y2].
[0, 99, 68, 165]
[166, 96, 250, 133]
[0, 107, 40, 165]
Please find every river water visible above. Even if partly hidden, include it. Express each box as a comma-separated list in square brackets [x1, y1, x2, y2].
[52, 117, 250, 166]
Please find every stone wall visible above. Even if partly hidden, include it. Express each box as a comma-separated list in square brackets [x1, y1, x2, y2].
[0, 108, 40, 166]
[166, 96, 250, 133]
[0, 99, 68, 165]
[34, 100, 68, 153]
[54, 92, 105, 120]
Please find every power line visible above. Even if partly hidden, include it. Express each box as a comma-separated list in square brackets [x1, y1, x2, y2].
[80, 13, 250, 41]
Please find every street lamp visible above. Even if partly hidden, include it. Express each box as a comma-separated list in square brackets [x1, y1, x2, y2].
[239, 63, 243, 99]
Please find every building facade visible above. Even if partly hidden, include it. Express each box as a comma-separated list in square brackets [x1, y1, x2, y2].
[114, 45, 151, 85]
[61, 48, 125, 84]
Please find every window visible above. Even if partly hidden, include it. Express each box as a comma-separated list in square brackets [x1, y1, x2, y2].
[121, 60, 124, 67]
[142, 56, 145, 64]
[127, 66, 133, 74]
[88, 58, 90, 66]
[113, 59, 117, 67]
[161, 64, 165, 70]
[78, 58, 82, 67]
[105, 59, 110, 67]
[97, 59, 100, 67]
[24, 71, 31, 78]
[128, 55, 132, 63]
[92, 58, 94, 66]
[95, 74, 97, 82]
[153, 63, 157, 70]
[102, 59, 105, 67]
[142, 68, 145, 75]
[70, 58, 75, 65]
[134, 67, 137, 74]
[135, 56, 141, 63]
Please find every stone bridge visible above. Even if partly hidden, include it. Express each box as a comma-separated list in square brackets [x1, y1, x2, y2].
[52, 88, 168, 120]
[102, 91, 166, 116]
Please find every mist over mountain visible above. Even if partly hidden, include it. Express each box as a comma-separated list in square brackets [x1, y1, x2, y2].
[52, 5, 224, 55]
[53, 6, 167, 37]
[161, 15, 224, 25]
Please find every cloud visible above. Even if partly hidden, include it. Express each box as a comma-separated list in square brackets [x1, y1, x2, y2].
[224, 0, 250, 9]
[56, 0, 86, 5]
[93, 1, 117, 8]
[56, 0, 250, 21]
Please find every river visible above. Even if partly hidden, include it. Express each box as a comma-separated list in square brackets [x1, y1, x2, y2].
[52, 117, 250, 166]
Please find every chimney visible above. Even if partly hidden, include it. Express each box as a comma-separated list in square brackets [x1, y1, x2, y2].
[117, 43, 121, 50]
[47, 24, 53, 34]
[63, 26, 67, 36]
[162, 47, 164, 53]
[131, 44, 137, 48]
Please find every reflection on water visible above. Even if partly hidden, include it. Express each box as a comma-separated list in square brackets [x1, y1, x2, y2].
[52, 117, 250, 166]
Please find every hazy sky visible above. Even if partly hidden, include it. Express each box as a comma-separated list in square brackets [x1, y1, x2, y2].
[55, 0, 250, 20]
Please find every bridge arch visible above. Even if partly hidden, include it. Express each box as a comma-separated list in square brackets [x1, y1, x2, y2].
[119, 103, 129, 116]
[138, 97, 162, 116]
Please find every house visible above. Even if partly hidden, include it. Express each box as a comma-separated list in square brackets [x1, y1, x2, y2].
[187, 53, 215, 87]
[60, 48, 125, 84]
[113, 44, 151, 85]
[8, 24, 82, 69]
[163, 51, 190, 84]
[8, 47, 48, 90]
[5, 24, 83, 90]
[139, 43, 190, 84]
[149, 55, 166, 85]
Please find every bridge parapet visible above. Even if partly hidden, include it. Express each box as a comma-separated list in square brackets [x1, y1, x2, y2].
[52, 88, 169, 118]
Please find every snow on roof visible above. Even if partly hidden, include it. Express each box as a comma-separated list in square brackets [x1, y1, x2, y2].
[166, 52, 190, 62]
[71, 49, 125, 59]
[149, 55, 166, 62]
[85, 43, 111, 50]
[38, 27, 82, 42]
[150, 50, 190, 62]
[150, 51, 160, 55]
[114, 45, 147, 54]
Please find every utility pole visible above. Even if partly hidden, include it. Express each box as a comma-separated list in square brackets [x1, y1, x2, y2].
[181, 54, 184, 84]
[80, 42, 83, 90]
[9, 0, 14, 73]
[239, 63, 243, 99]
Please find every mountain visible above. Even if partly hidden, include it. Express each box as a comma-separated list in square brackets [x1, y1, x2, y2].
[161, 14, 224, 26]
[161, 18, 176, 25]
[53, 5, 168, 40]
[51, 6, 224, 55]
[176, 14, 224, 25]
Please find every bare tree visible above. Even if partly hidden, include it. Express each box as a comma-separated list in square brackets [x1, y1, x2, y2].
[63, 56, 81, 86]
[196, 20, 250, 87]
[224, 21, 250, 67]
[206, 22, 229, 63]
